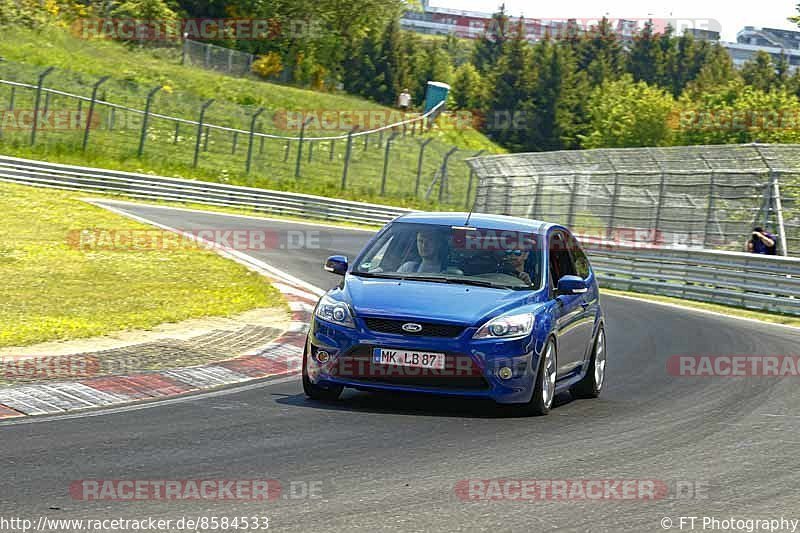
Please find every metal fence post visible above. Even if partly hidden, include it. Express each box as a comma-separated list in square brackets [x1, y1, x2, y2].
[295, 117, 312, 178]
[647, 148, 667, 244]
[138, 85, 162, 157]
[246, 107, 265, 174]
[193, 99, 214, 167]
[231, 131, 238, 154]
[329, 139, 335, 161]
[771, 174, 789, 256]
[308, 140, 314, 162]
[566, 173, 578, 228]
[173, 121, 180, 144]
[465, 150, 485, 208]
[703, 174, 716, 249]
[341, 127, 357, 190]
[30, 66, 55, 146]
[8, 86, 15, 110]
[415, 138, 433, 196]
[284, 142, 291, 162]
[606, 173, 621, 238]
[82, 75, 109, 151]
[439, 147, 459, 203]
[380, 132, 400, 196]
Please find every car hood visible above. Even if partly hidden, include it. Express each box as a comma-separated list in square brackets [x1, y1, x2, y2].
[340, 275, 546, 326]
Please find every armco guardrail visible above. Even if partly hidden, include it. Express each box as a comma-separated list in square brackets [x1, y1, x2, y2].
[587, 243, 800, 316]
[2, 154, 797, 315]
[0, 155, 412, 226]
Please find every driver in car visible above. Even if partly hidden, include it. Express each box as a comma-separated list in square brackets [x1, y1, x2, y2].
[398, 230, 447, 273]
[498, 249, 532, 285]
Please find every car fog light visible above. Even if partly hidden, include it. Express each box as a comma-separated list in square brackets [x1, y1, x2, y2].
[316, 350, 331, 363]
[497, 367, 513, 380]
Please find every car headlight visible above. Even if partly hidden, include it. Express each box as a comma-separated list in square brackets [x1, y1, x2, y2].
[314, 294, 355, 328]
[473, 313, 534, 340]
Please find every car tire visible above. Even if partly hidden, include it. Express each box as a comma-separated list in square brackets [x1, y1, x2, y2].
[518, 337, 557, 416]
[571, 326, 606, 399]
[302, 347, 343, 402]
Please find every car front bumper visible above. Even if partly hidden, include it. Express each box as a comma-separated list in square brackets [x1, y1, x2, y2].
[305, 316, 544, 404]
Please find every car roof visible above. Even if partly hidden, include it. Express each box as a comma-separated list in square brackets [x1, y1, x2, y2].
[394, 212, 559, 234]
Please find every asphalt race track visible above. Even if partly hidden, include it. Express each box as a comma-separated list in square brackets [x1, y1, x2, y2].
[2, 201, 799, 532]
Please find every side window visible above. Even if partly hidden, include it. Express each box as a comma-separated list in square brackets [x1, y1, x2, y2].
[567, 235, 591, 279]
[549, 231, 577, 288]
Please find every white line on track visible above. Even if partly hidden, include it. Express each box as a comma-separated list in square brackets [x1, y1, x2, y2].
[84, 198, 326, 296]
[82, 197, 377, 232]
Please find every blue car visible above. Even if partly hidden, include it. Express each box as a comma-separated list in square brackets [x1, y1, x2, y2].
[303, 212, 606, 415]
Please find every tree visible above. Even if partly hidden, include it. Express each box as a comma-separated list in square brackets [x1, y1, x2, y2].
[741, 51, 779, 92]
[450, 63, 485, 110]
[576, 17, 625, 86]
[675, 80, 800, 145]
[472, 5, 511, 74]
[485, 17, 534, 149]
[580, 75, 675, 148]
[628, 20, 663, 85]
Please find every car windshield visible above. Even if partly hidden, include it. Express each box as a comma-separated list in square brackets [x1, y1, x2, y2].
[353, 222, 543, 290]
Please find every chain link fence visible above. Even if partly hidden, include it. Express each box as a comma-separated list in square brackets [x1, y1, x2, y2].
[181, 39, 255, 77]
[468, 145, 800, 256]
[0, 61, 483, 207]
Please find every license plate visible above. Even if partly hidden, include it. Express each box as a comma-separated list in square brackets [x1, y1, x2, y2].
[372, 348, 445, 370]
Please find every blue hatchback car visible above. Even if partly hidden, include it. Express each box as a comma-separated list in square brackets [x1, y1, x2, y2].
[303, 212, 606, 415]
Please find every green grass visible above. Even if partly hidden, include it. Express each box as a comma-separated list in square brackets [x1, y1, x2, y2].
[0, 181, 287, 347]
[601, 288, 800, 328]
[0, 25, 503, 210]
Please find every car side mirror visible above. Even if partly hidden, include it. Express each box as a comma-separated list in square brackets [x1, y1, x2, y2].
[324, 255, 348, 276]
[557, 275, 588, 296]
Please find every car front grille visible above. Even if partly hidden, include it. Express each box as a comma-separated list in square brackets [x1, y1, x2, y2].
[363, 318, 465, 338]
[332, 347, 489, 391]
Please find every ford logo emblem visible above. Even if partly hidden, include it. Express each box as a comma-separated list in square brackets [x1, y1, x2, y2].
[402, 323, 423, 333]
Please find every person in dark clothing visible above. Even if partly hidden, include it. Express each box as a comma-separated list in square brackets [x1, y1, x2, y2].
[747, 227, 777, 255]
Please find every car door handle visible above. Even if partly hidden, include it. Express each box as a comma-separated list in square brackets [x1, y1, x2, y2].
[581, 301, 589, 310]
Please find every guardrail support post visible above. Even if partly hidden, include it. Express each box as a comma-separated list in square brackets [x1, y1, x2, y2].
[246, 107, 265, 174]
[30, 66, 55, 146]
[606, 174, 621, 238]
[415, 138, 433, 197]
[193, 99, 214, 167]
[82, 75, 110, 152]
[380, 132, 400, 196]
[138, 85, 162, 157]
[295, 117, 312, 178]
[341, 127, 357, 190]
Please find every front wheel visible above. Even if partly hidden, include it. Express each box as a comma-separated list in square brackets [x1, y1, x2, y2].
[571, 326, 606, 399]
[302, 348, 343, 401]
[517, 338, 557, 416]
